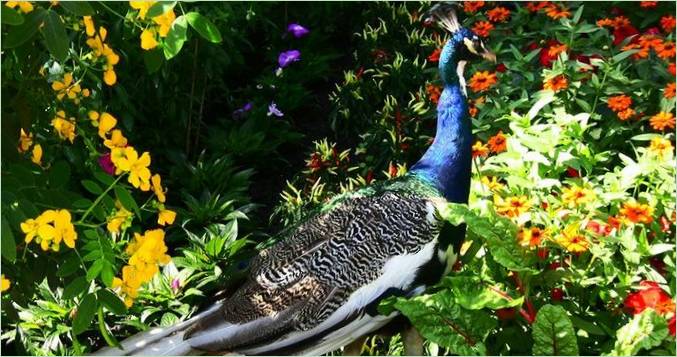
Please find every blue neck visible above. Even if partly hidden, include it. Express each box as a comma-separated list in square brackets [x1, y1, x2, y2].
[410, 38, 472, 203]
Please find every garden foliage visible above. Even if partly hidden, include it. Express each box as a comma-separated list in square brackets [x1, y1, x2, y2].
[1, 1, 676, 356]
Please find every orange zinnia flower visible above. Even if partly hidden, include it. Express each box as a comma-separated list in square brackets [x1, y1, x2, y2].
[468, 71, 497, 93]
[472, 140, 489, 158]
[639, 1, 657, 8]
[469, 105, 478, 117]
[597, 18, 614, 28]
[668, 63, 676, 76]
[463, 1, 485, 13]
[665, 83, 676, 99]
[650, 112, 676, 131]
[617, 108, 636, 121]
[556, 223, 590, 253]
[543, 75, 568, 92]
[656, 41, 676, 59]
[494, 195, 531, 218]
[544, 3, 570, 19]
[561, 185, 596, 207]
[472, 21, 494, 38]
[487, 6, 510, 23]
[526, 1, 551, 12]
[607, 95, 632, 112]
[619, 201, 654, 224]
[426, 84, 441, 104]
[517, 227, 547, 247]
[624, 281, 676, 316]
[660, 16, 676, 34]
[487, 130, 507, 153]
[547, 43, 568, 57]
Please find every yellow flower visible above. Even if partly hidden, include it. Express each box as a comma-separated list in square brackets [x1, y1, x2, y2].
[494, 195, 531, 218]
[112, 265, 143, 307]
[153, 9, 176, 37]
[140, 28, 159, 50]
[112, 147, 152, 191]
[481, 176, 503, 192]
[158, 208, 176, 226]
[1, 274, 10, 292]
[103, 68, 117, 86]
[151, 174, 166, 203]
[31, 143, 42, 166]
[88, 110, 100, 124]
[5, 1, 33, 14]
[86, 27, 107, 55]
[648, 137, 674, 161]
[126, 230, 171, 277]
[51, 110, 76, 143]
[106, 202, 132, 234]
[129, 1, 156, 20]
[104, 129, 128, 149]
[18, 128, 33, 153]
[83, 16, 95, 37]
[51, 73, 82, 101]
[561, 185, 596, 207]
[517, 227, 548, 248]
[98, 112, 117, 138]
[21, 209, 77, 251]
[556, 223, 589, 253]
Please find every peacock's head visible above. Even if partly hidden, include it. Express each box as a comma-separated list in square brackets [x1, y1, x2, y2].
[425, 2, 496, 64]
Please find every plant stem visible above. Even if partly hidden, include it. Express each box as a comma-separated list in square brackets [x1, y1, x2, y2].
[78, 174, 124, 224]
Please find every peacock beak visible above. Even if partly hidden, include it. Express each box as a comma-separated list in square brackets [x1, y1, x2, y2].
[482, 50, 497, 63]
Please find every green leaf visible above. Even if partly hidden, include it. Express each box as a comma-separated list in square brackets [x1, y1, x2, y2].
[93, 170, 115, 186]
[608, 310, 668, 356]
[114, 186, 140, 218]
[532, 304, 579, 356]
[97, 289, 126, 315]
[1, 215, 17, 262]
[86, 260, 104, 281]
[73, 293, 97, 335]
[60, 1, 95, 16]
[572, 5, 584, 24]
[441, 276, 524, 310]
[185, 12, 222, 43]
[163, 15, 188, 59]
[63, 276, 89, 300]
[81, 180, 103, 195]
[146, 1, 176, 18]
[3, 8, 46, 48]
[41, 10, 70, 61]
[393, 291, 496, 355]
[1, 6, 24, 26]
[144, 47, 164, 73]
[612, 49, 639, 64]
[57, 253, 82, 277]
[49, 160, 71, 188]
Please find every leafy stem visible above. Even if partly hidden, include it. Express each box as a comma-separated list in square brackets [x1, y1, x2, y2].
[78, 174, 125, 224]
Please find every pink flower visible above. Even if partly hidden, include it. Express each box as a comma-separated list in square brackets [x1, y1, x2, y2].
[98, 153, 115, 175]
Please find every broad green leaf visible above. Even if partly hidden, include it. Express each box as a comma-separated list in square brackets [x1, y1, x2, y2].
[146, 1, 176, 18]
[63, 276, 89, 300]
[1, 6, 24, 26]
[114, 186, 140, 218]
[93, 170, 116, 186]
[608, 310, 668, 356]
[49, 160, 71, 188]
[612, 49, 639, 64]
[81, 180, 103, 195]
[97, 289, 126, 315]
[442, 276, 524, 310]
[393, 291, 496, 355]
[60, 1, 95, 16]
[73, 293, 97, 335]
[528, 91, 555, 120]
[1, 215, 17, 262]
[143, 48, 164, 73]
[185, 12, 222, 43]
[41, 10, 70, 61]
[532, 304, 579, 356]
[86, 260, 104, 281]
[3, 8, 46, 48]
[57, 253, 82, 277]
[163, 15, 188, 59]
[572, 5, 584, 24]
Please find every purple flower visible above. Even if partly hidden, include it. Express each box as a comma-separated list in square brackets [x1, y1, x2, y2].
[171, 278, 181, 293]
[267, 102, 284, 117]
[232, 102, 253, 119]
[98, 153, 115, 175]
[278, 50, 301, 68]
[287, 23, 309, 38]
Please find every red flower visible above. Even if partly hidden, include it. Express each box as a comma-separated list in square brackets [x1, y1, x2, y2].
[668, 63, 676, 76]
[613, 24, 639, 46]
[496, 63, 507, 72]
[365, 169, 374, 184]
[661, 16, 676, 34]
[566, 167, 580, 177]
[539, 40, 565, 67]
[669, 315, 676, 337]
[98, 153, 115, 175]
[551, 288, 564, 302]
[644, 27, 661, 36]
[624, 281, 676, 316]
[428, 48, 441, 63]
[496, 308, 516, 320]
[355, 66, 365, 80]
[537, 247, 549, 260]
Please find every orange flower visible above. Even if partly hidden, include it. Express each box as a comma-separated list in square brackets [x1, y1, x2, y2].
[487, 130, 507, 153]
[468, 71, 497, 93]
[639, 1, 657, 8]
[487, 6, 510, 23]
[544, 3, 570, 19]
[599, 16, 632, 30]
[494, 195, 531, 218]
[556, 223, 590, 253]
[619, 201, 654, 224]
[561, 185, 596, 207]
[543, 75, 568, 92]
[597, 18, 614, 27]
[472, 21, 494, 37]
[463, 1, 485, 13]
[547, 43, 568, 57]
[526, 1, 551, 12]
[665, 83, 676, 99]
[617, 108, 635, 121]
[656, 41, 676, 59]
[472, 140, 489, 158]
[607, 95, 632, 112]
[650, 112, 676, 131]
[426, 84, 441, 104]
[469, 105, 478, 117]
[668, 63, 676, 76]
[660, 16, 676, 34]
[517, 227, 547, 247]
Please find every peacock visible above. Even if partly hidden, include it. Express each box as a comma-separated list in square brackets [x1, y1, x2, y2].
[94, 3, 495, 356]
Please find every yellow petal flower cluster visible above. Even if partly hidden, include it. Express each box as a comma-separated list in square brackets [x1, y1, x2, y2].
[5, 1, 33, 14]
[51, 72, 90, 104]
[106, 201, 133, 235]
[494, 194, 532, 218]
[112, 229, 171, 306]
[111, 146, 152, 191]
[129, 1, 176, 50]
[561, 185, 596, 207]
[17, 129, 42, 167]
[21, 209, 77, 252]
[51, 110, 76, 143]
[555, 223, 589, 253]
[1, 274, 10, 292]
[84, 18, 120, 86]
